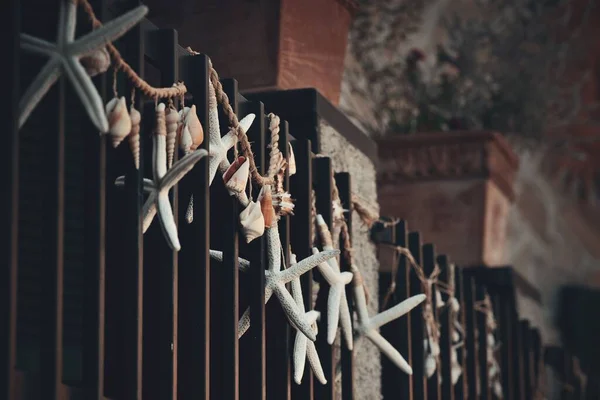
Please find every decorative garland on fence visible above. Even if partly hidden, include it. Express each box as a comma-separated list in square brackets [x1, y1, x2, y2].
[474, 294, 503, 398]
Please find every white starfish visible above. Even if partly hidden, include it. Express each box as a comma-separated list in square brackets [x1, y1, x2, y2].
[314, 214, 354, 350]
[353, 270, 426, 375]
[290, 253, 327, 385]
[209, 224, 339, 341]
[19, 0, 148, 131]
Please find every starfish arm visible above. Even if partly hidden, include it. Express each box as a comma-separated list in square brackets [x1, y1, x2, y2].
[218, 158, 231, 176]
[20, 34, 56, 56]
[208, 150, 223, 185]
[369, 294, 426, 331]
[339, 291, 354, 350]
[366, 330, 413, 375]
[238, 307, 251, 338]
[293, 332, 308, 385]
[142, 192, 157, 233]
[340, 271, 353, 285]
[290, 278, 305, 312]
[207, 81, 221, 145]
[220, 113, 256, 150]
[114, 176, 155, 193]
[59, 0, 76, 43]
[18, 58, 61, 129]
[162, 149, 209, 190]
[274, 284, 317, 341]
[63, 57, 109, 132]
[353, 282, 370, 326]
[71, 6, 149, 56]
[326, 256, 340, 272]
[311, 248, 338, 284]
[307, 342, 327, 384]
[305, 310, 320, 325]
[157, 192, 180, 251]
[326, 285, 343, 344]
[208, 250, 251, 272]
[281, 249, 339, 284]
[266, 226, 282, 272]
[152, 134, 167, 181]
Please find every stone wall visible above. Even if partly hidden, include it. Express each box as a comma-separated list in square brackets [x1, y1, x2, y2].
[318, 119, 382, 400]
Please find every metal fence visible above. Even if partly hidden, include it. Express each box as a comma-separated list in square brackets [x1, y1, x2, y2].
[5, 0, 600, 399]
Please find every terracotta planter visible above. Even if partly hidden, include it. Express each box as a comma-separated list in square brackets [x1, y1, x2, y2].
[143, 0, 357, 105]
[377, 131, 519, 267]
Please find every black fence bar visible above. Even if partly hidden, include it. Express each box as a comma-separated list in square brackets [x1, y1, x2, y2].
[423, 243, 441, 400]
[512, 310, 525, 400]
[395, 220, 413, 400]
[313, 157, 335, 400]
[497, 292, 514, 400]
[453, 267, 466, 400]
[177, 53, 211, 400]
[336, 172, 355, 400]
[437, 255, 454, 400]
[462, 276, 478, 400]
[81, 2, 108, 398]
[265, 117, 292, 400]
[142, 28, 179, 400]
[238, 99, 266, 400]
[520, 321, 532, 399]
[289, 139, 314, 400]
[475, 284, 490, 400]
[2, 0, 19, 396]
[408, 232, 427, 400]
[531, 328, 541, 395]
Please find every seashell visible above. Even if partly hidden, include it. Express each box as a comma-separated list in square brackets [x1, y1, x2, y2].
[258, 185, 276, 228]
[223, 156, 249, 194]
[178, 105, 204, 151]
[128, 105, 141, 169]
[451, 361, 462, 384]
[185, 194, 194, 223]
[239, 201, 265, 243]
[155, 103, 166, 136]
[165, 107, 178, 168]
[425, 354, 437, 378]
[288, 142, 296, 176]
[179, 122, 193, 155]
[452, 330, 460, 343]
[105, 96, 132, 148]
[435, 289, 445, 308]
[81, 47, 110, 77]
[273, 192, 295, 216]
[449, 297, 460, 313]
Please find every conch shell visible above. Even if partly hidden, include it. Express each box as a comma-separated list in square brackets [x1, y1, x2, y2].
[258, 185, 276, 229]
[178, 105, 204, 153]
[223, 156, 250, 206]
[239, 201, 265, 243]
[128, 105, 141, 169]
[288, 142, 297, 176]
[166, 107, 178, 168]
[81, 47, 110, 77]
[105, 96, 132, 148]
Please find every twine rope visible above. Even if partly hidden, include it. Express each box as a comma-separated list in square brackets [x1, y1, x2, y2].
[78, 0, 187, 99]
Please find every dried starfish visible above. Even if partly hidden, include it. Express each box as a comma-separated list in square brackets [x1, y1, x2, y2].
[290, 252, 327, 385]
[315, 214, 354, 350]
[353, 269, 426, 375]
[19, 0, 148, 131]
[209, 224, 339, 341]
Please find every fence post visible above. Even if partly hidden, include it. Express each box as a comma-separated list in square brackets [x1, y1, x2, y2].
[453, 267, 467, 400]
[462, 275, 478, 400]
[437, 255, 454, 400]
[178, 53, 211, 400]
[475, 284, 490, 400]
[408, 232, 427, 399]
[289, 139, 315, 400]
[313, 157, 335, 400]
[423, 243, 441, 400]
[336, 172, 355, 400]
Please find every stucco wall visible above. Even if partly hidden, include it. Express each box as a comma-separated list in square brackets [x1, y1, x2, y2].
[318, 119, 382, 400]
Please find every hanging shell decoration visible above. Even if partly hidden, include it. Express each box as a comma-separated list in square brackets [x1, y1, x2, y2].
[128, 105, 141, 169]
[165, 106, 178, 168]
[178, 105, 204, 154]
[105, 96, 132, 148]
[273, 192, 294, 216]
[288, 142, 297, 176]
[239, 201, 265, 243]
[80, 47, 110, 77]
[259, 185, 276, 229]
[223, 156, 250, 207]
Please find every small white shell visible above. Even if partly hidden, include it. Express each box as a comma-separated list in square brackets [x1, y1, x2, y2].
[239, 201, 265, 243]
[425, 354, 437, 378]
[81, 47, 110, 77]
[128, 106, 141, 169]
[105, 97, 132, 147]
[223, 156, 249, 195]
[179, 124, 193, 154]
[166, 107, 178, 168]
[178, 105, 204, 151]
[288, 142, 296, 176]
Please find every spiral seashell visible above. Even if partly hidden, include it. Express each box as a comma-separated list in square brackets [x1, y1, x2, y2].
[165, 107, 178, 168]
[105, 96, 132, 148]
[239, 201, 265, 243]
[155, 103, 166, 137]
[128, 106, 141, 169]
[80, 47, 110, 77]
[178, 105, 204, 151]
[258, 185, 276, 229]
[223, 156, 249, 195]
[288, 142, 297, 176]
[185, 195, 194, 223]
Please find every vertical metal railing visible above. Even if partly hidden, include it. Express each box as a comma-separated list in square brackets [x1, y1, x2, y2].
[423, 243, 441, 399]
[463, 275, 478, 400]
[453, 267, 467, 400]
[409, 232, 427, 399]
[437, 255, 454, 400]
[475, 284, 490, 400]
